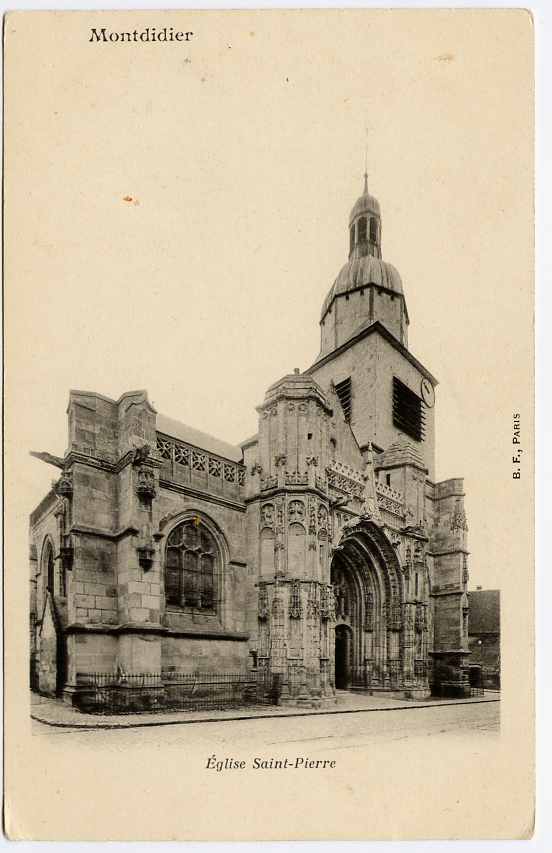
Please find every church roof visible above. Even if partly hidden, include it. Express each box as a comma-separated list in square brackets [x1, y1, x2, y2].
[321, 255, 403, 321]
[156, 413, 243, 463]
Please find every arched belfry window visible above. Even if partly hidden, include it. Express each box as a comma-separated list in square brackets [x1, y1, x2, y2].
[165, 519, 218, 611]
[358, 217, 367, 243]
[349, 224, 356, 253]
[369, 217, 378, 243]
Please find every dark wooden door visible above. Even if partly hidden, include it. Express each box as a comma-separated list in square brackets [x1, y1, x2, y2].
[335, 625, 352, 689]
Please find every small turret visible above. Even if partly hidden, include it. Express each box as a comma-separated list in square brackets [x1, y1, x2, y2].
[348, 172, 382, 260]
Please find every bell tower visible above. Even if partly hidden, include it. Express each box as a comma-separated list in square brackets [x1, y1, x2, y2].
[309, 176, 437, 480]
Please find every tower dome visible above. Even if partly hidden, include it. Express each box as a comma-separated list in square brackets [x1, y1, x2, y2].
[318, 176, 409, 358]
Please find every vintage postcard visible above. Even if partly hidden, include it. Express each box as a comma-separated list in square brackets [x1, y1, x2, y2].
[4, 8, 534, 841]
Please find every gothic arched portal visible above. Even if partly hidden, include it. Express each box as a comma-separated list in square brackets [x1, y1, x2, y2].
[330, 521, 405, 690]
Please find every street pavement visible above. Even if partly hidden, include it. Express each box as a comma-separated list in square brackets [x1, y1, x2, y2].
[32, 696, 499, 751]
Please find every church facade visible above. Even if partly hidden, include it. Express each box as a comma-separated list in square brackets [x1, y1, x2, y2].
[29, 178, 471, 709]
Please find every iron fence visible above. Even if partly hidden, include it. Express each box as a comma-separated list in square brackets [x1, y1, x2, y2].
[74, 670, 276, 715]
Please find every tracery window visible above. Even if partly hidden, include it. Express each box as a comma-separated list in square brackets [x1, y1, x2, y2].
[165, 520, 218, 611]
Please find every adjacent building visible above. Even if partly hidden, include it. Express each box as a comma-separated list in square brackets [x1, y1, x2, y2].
[468, 588, 500, 688]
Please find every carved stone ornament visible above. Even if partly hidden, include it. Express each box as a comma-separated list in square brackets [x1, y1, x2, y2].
[305, 456, 319, 467]
[261, 503, 275, 527]
[258, 583, 269, 621]
[251, 462, 263, 477]
[136, 466, 156, 501]
[53, 497, 67, 520]
[132, 444, 151, 465]
[289, 580, 302, 619]
[364, 441, 375, 466]
[308, 498, 317, 535]
[365, 590, 374, 631]
[320, 585, 333, 620]
[450, 499, 468, 532]
[54, 470, 73, 498]
[414, 542, 425, 563]
[274, 454, 287, 468]
[288, 499, 305, 522]
[360, 495, 381, 523]
[306, 583, 319, 619]
[275, 498, 285, 532]
[386, 600, 402, 631]
[136, 542, 155, 570]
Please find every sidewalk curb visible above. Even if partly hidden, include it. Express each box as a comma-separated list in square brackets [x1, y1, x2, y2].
[31, 697, 500, 731]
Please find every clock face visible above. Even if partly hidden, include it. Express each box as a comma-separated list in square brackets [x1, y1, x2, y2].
[420, 378, 435, 408]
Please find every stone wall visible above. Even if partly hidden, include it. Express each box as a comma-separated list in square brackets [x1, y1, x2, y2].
[162, 636, 248, 673]
[37, 596, 58, 696]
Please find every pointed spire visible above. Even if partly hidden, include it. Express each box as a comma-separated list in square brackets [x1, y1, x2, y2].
[363, 126, 369, 194]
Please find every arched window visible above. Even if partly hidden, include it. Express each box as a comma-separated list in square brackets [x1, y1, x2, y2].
[288, 523, 306, 574]
[349, 224, 356, 253]
[44, 541, 55, 594]
[165, 519, 218, 611]
[260, 528, 275, 578]
[369, 217, 378, 243]
[357, 217, 367, 243]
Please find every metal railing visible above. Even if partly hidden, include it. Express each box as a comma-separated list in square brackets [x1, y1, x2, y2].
[74, 670, 276, 715]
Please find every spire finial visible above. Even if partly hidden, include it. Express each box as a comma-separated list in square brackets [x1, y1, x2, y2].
[363, 125, 369, 194]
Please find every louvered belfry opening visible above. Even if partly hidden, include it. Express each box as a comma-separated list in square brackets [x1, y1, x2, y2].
[335, 377, 352, 422]
[392, 376, 425, 442]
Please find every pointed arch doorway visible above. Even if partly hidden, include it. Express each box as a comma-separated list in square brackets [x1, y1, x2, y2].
[330, 519, 405, 692]
[331, 554, 361, 690]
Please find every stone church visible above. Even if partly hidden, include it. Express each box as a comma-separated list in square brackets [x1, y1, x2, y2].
[29, 176, 471, 709]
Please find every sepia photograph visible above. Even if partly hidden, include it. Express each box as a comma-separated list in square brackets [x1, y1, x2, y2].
[4, 7, 533, 842]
